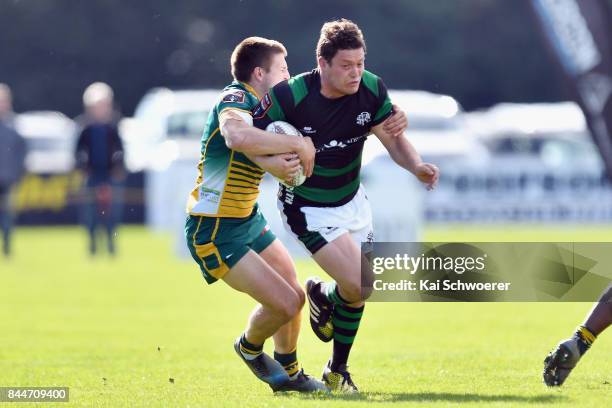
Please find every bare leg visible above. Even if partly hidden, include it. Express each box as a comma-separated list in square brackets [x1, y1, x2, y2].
[312, 233, 365, 307]
[258, 239, 305, 354]
[583, 284, 612, 336]
[223, 250, 301, 345]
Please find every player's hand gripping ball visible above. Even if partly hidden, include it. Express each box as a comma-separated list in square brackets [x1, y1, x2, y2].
[265, 121, 307, 187]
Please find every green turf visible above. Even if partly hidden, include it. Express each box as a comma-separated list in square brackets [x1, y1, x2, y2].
[0, 226, 610, 407]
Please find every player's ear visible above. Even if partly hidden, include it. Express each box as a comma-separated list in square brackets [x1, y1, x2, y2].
[252, 67, 263, 82]
[317, 56, 328, 70]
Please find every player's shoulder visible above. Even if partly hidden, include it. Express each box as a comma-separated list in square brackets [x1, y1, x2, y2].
[265, 78, 293, 110]
[287, 70, 317, 88]
[273, 70, 318, 107]
[360, 69, 385, 97]
[218, 82, 257, 106]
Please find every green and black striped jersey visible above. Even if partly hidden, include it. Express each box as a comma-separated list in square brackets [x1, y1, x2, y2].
[253, 69, 392, 208]
[187, 81, 266, 218]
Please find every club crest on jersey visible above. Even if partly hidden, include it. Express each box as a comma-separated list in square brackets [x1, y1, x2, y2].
[253, 93, 272, 118]
[222, 90, 245, 104]
[356, 111, 371, 126]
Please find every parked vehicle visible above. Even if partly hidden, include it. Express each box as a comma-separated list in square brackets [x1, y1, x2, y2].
[14, 111, 77, 174]
[121, 88, 220, 171]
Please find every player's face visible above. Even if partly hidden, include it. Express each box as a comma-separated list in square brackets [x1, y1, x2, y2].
[263, 53, 290, 90]
[324, 48, 365, 96]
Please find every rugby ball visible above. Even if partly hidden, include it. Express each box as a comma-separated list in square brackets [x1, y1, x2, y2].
[265, 121, 307, 187]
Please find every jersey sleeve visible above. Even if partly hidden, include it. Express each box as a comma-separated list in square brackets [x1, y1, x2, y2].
[371, 77, 393, 127]
[252, 80, 294, 130]
[216, 88, 253, 117]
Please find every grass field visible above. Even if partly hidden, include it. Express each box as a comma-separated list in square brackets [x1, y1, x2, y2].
[1, 225, 610, 407]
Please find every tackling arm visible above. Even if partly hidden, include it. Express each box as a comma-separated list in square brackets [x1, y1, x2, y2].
[219, 110, 314, 176]
[247, 153, 301, 184]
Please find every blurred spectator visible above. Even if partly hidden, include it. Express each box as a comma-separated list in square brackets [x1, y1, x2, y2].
[0, 83, 26, 257]
[75, 82, 125, 256]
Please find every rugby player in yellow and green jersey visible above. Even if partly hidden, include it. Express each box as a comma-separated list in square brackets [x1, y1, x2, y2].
[186, 81, 267, 219]
[184, 37, 326, 393]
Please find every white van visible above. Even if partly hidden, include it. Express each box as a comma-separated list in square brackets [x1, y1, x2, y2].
[121, 88, 220, 171]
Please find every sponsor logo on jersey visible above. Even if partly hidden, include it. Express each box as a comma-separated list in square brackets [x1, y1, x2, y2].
[200, 186, 221, 203]
[222, 90, 245, 104]
[253, 93, 272, 118]
[322, 140, 347, 150]
[316, 134, 368, 153]
[302, 126, 317, 134]
[356, 111, 371, 126]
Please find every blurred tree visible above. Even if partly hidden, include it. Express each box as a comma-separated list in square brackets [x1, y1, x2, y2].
[0, 0, 576, 116]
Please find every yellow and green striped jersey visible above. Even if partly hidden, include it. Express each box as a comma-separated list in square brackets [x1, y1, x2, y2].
[187, 81, 265, 218]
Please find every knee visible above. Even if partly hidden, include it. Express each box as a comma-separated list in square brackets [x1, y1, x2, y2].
[293, 284, 306, 310]
[285, 288, 304, 317]
[274, 291, 302, 322]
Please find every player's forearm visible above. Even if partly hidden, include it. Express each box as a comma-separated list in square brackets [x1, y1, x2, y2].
[244, 153, 272, 172]
[223, 121, 300, 155]
[386, 135, 423, 175]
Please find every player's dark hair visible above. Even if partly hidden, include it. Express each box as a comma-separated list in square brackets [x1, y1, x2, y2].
[231, 37, 287, 82]
[316, 19, 366, 64]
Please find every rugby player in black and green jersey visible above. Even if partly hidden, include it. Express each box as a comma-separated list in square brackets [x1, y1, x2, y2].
[253, 19, 439, 392]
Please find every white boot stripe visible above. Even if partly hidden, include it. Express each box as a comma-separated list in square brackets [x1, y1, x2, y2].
[309, 304, 320, 317]
[307, 293, 321, 313]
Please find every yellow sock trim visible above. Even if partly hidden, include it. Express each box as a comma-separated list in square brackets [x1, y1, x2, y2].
[285, 362, 300, 376]
[240, 344, 262, 355]
[578, 325, 596, 344]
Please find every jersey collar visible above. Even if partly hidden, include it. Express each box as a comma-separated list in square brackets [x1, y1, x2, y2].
[235, 81, 260, 99]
